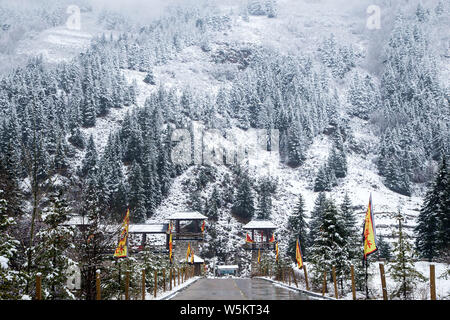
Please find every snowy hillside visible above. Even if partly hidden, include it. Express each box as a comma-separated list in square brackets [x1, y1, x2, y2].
[0, 0, 448, 301]
[9, 0, 442, 245]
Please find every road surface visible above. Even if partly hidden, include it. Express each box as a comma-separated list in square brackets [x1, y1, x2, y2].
[170, 278, 310, 300]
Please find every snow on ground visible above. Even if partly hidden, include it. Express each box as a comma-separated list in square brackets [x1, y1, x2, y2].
[220, 0, 369, 57]
[15, 11, 105, 64]
[0, 256, 9, 269]
[266, 261, 450, 300]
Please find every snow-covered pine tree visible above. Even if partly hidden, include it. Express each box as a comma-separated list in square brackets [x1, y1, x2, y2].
[256, 176, 276, 220]
[0, 190, 23, 299]
[415, 155, 450, 261]
[265, 0, 277, 18]
[80, 134, 98, 178]
[389, 211, 426, 300]
[309, 198, 348, 292]
[128, 161, 147, 223]
[205, 186, 220, 221]
[143, 70, 156, 85]
[308, 192, 327, 245]
[76, 174, 117, 300]
[231, 169, 255, 221]
[287, 194, 308, 260]
[33, 190, 76, 299]
[377, 235, 392, 261]
[314, 163, 337, 192]
[339, 193, 365, 292]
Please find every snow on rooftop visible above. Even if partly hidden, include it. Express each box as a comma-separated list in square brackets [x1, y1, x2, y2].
[167, 211, 207, 220]
[129, 224, 168, 234]
[217, 265, 239, 270]
[242, 220, 277, 230]
[179, 254, 204, 264]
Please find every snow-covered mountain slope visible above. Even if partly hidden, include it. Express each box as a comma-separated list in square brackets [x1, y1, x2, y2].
[19, 0, 443, 247]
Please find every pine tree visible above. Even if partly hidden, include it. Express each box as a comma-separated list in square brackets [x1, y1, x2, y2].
[80, 135, 98, 177]
[314, 164, 337, 192]
[205, 187, 220, 221]
[415, 155, 450, 261]
[0, 190, 23, 299]
[76, 174, 115, 300]
[339, 193, 366, 292]
[389, 211, 426, 299]
[309, 192, 327, 245]
[33, 191, 76, 299]
[309, 198, 348, 290]
[287, 194, 308, 260]
[232, 169, 255, 221]
[256, 176, 276, 220]
[143, 70, 156, 85]
[377, 235, 392, 261]
[265, 0, 277, 18]
[128, 161, 147, 223]
[286, 120, 306, 168]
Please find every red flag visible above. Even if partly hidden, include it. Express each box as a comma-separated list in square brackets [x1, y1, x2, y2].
[201, 220, 205, 233]
[269, 233, 275, 243]
[246, 233, 254, 243]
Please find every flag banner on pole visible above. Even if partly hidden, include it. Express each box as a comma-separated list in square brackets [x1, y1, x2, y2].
[114, 208, 130, 258]
[362, 194, 378, 261]
[167, 221, 172, 234]
[201, 220, 205, 233]
[261, 231, 264, 242]
[275, 242, 279, 263]
[269, 233, 275, 243]
[186, 242, 191, 262]
[258, 248, 261, 264]
[169, 232, 173, 263]
[191, 249, 194, 264]
[246, 233, 254, 243]
[296, 238, 303, 269]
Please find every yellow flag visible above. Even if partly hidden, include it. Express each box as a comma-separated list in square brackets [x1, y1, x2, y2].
[363, 194, 378, 260]
[169, 233, 173, 263]
[114, 209, 130, 258]
[186, 242, 191, 262]
[257, 248, 261, 264]
[296, 238, 303, 269]
[191, 249, 195, 264]
[275, 242, 279, 263]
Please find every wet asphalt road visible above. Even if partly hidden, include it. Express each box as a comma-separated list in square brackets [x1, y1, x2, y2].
[170, 278, 310, 300]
